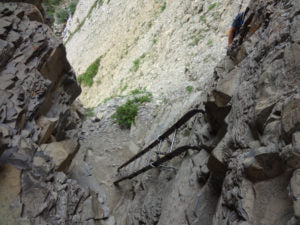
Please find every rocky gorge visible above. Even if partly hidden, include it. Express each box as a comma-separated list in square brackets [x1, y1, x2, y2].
[0, 0, 299, 225]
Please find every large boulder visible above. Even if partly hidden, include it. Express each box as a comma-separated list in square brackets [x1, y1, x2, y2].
[40, 139, 79, 172]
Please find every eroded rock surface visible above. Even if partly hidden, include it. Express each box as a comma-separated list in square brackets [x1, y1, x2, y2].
[0, 2, 109, 224]
[113, 0, 300, 225]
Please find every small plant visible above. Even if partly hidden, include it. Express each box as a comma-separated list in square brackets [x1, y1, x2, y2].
[186, 86, 194, 93]
[148, 21, 152, 29]
[199, 15, 206, 23]
[161, 2, 166, 12]
[43, 0, 63, 25]
[130, 88, 144, 95]
[140, 53, 146, 59]
[133, 59, 140, 72]
[112, 101, 138, 128]
[153, 38, 158, 44]
[192, 36, 201, 46]
[120, 84, 128, 93]
[56, 8, 68, 24]
[208, 3, 217, 11]
[69, 2, 77, 15]
[112, 91, 152, 128]
[87, 147, 93, 151]
[77, 56, 102, 87]
[98, 0, 104, 6]
[85, 107, 94, 118]
[207, 40, 213, 47]
[132, 53, 146, 72]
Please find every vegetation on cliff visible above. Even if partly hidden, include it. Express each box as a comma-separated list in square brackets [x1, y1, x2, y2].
[112, 89, 152, 128]
[77, 56, 102, 87]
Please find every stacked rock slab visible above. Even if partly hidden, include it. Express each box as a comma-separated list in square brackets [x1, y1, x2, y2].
[0, 2, 103, 224]
[204, 0, 300, 224]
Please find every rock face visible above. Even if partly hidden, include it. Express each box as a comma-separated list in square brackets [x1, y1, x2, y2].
[0, 2, 107, 224]
[111, 0, 300, 225]
[65, 0, 250, 107]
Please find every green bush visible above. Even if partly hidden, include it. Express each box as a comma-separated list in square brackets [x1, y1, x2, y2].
[69, 2, 77, 15]
[56, 8, 69, 24]
[208, 3, 217, 11]
[112, 93, 152, 128]
[43, 0, 63, 25]
[133, 58, 140, 72]
[85, 107, 94, 118]
[186, 86, 194, 93]
[77, 56, 102, 87]
[132, 53, 146, 72]
[111, 101, 139, 128]
[207, 40, 213, 47]
[161, 2, 166, 12]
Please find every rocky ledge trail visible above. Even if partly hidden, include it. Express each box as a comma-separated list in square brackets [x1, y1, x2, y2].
[0, 0, 299, 225]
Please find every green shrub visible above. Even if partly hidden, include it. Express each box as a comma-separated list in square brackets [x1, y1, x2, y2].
[111, 101, 138, 128]
[186, 86, 194, 93]
[208, 3, 217, 11]
[132, 53, 147, 72]
[43, 0, 63, 25]
[120, 84, 128, 93]
[77, 56, 102, 87]
[199, 15, 206, 23]
[56, 8, 69, 24]
[133, 59, 140, 72]
[85, 107, 94, 118]
[161, 2, 166, 12]
[112, 93, 152, 128]
[207, 40, 213, 47]
[69, 2, 77, 15]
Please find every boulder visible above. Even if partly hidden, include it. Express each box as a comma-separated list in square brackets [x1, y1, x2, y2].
[207, 135, 231, 179]
[245, 146, 284, 181]
[290, 169, 300, 217]
[213, 67, 241, 107]
[282, 94, 300, 143]
[293, 132, 300, 154]
[40, 139, 79, 172]
[36, 116, 58, 144]
[0, 165, 21, 225]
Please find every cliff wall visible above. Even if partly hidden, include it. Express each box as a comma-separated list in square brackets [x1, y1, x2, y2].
[0, 2, 108, 224]
[110, 0, 300, 225]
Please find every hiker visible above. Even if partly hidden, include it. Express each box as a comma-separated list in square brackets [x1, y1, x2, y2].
[228, 11, 246, 46]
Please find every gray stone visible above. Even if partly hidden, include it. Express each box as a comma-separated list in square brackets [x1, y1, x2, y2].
[245, 146, 284, 181]
[40, 139, 79, 172]
[282, 94, 300, 143]
[290, 169, 300, 218]
[292, 132, 300, 154]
